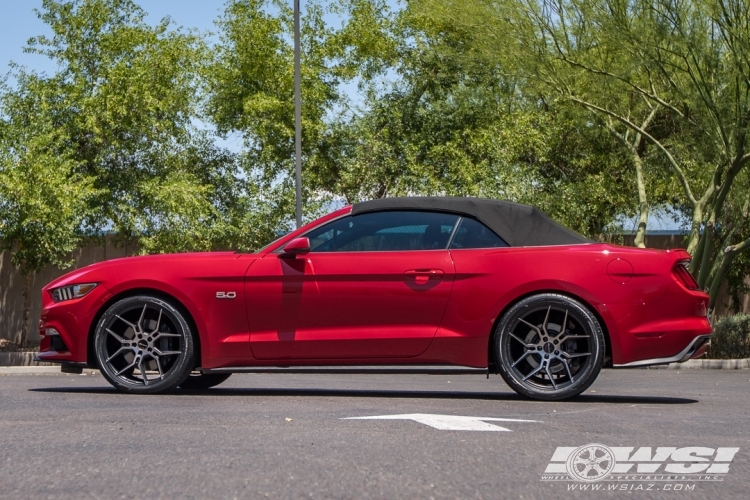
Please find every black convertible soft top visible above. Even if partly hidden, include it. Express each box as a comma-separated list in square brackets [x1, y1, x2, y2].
[351, 197, 592, 247]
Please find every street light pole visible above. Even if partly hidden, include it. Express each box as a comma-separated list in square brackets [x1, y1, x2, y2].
[294, 0, 302, 229]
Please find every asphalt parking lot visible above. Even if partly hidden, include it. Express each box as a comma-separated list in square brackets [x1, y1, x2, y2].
[0, 369, 748, 499]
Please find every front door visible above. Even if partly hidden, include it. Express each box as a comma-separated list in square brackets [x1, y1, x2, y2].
[246, 211, 459, 360]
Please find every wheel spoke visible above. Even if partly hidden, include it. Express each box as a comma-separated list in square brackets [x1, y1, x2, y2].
[544, 364, 557, 389]
[557, 309, 568, 338]
[562, 352, 591, 359]
[153, 348, 181, 357]
[115, 359, 137, 377]
[562, 359, 575, 383]
[517, 317, 541, 335]
[137, 356, 148, 386]
[511, 350, 536, 368]
[541, 306, 552, 336]
[106, 328, 128, 344]
[137, 304, 148, 332]
[153, 332, 181, 339]
[509, 332, 535, 348]
[105, 346, 130, 363]
[149, 309, 163, 334]
[522, 363, 544, 381]
[151, 354, 164, 380]
[115, 315, 136, 330]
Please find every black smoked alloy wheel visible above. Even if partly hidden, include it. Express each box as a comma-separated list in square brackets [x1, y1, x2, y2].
[94, 296, 196, 394]
[495, 294, 605, 401]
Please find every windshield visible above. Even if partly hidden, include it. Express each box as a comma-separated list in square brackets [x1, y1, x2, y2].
[242, 232, 291, 254]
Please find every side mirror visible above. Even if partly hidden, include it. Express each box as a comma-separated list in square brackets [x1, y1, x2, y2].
[282, 237, 310, 256]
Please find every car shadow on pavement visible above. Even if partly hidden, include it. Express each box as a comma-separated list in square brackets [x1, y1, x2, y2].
[29, 387, 698, 405]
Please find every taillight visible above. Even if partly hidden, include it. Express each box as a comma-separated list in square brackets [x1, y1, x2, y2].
[673, 260, 700, 290]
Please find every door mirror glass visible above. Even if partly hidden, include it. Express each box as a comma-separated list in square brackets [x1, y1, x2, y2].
[282, 237, 311, 255]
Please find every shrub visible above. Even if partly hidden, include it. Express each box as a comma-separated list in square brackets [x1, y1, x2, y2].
[707, 314, 750, 359]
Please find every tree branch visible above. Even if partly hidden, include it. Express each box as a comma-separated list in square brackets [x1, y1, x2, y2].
[725, 236, 750, 256]
[567, 95, 697, 205]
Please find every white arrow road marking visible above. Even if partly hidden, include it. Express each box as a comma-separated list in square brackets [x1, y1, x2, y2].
[343, 413, 540, 431]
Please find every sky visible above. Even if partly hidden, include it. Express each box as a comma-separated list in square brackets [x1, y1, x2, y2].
[0, 0, 374, 153]
[0, 1, 227, 77]
[0, 0, 374, 95]
[0, 1, 245, 150]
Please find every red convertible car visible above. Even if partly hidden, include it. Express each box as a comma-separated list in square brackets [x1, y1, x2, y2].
[37, 197, 711, 400]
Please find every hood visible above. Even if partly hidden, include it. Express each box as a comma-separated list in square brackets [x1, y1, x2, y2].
[43, 252, 254, 291]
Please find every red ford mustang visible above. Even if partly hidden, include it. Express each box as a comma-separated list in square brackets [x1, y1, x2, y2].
[37, 197, 711, 400]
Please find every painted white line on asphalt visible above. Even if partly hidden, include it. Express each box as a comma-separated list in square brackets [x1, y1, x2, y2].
[343, 413, 540, 431]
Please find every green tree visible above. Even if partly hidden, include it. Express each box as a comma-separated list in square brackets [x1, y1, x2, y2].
[0, 76, 98, 345]
[421, 0, 750, 308]
[318, 1, 636, 238]
[206, 0, 345, 224]
[16, 0, 246, 252]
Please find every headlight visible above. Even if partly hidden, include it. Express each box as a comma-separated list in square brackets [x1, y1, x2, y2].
[50, 283, 98, 302]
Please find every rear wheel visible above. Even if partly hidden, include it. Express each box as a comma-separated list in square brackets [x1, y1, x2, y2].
[179, 372, 231, 390]
[494, 293, 604, 401]
[94, 295, 195, 394]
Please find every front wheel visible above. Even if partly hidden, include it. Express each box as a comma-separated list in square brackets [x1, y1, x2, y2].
[94, 296, 196, 394]
[494, 293, 605, 401]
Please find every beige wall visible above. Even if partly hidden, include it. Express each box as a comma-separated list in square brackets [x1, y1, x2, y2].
[0, 236, 135, 343]
[1, 235, 748, 342]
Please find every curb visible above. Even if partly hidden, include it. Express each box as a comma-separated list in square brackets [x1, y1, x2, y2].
[1, 355, 749, 374]
[0, 366, 100, 376]
[0, 352, 55, 367]
[648, 358, 750, 370]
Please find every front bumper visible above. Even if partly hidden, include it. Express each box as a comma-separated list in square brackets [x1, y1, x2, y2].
[37, 283, 113, 365]
[612, 334, 712, 368]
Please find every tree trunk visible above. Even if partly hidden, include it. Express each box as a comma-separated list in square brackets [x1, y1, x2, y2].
[633, 155, 648, 248]
[19, 272, 34, 347]
[686, 205, 703, 264]
[707, 237, 750, 310]
[601, 118, 653, 249]
[696, 221, 715, 289]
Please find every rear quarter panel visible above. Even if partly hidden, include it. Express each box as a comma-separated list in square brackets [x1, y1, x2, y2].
[435, 244, 708, 366]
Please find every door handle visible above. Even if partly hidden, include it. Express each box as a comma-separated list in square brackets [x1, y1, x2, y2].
[404, 269, 444, 285]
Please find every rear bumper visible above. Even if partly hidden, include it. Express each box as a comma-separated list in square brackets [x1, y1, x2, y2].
[612, 334, 712, 368]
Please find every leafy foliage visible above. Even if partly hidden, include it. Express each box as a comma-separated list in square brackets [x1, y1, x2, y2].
[707, 314, 750, 359]
[9, 0, 250, 254]
[2, 0, 750, 324]
[417, 0, 750, 307]
[0, 91, 98, 273]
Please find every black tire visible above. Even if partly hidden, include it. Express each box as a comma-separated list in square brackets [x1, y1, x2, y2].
[179, 372, 231, 390]
[94, 295, 196, 394]
[494, 293, 605, 401]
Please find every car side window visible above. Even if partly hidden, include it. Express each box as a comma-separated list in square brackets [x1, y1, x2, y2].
[449, 217, 509, 249]
[307, 211, 459, 252]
